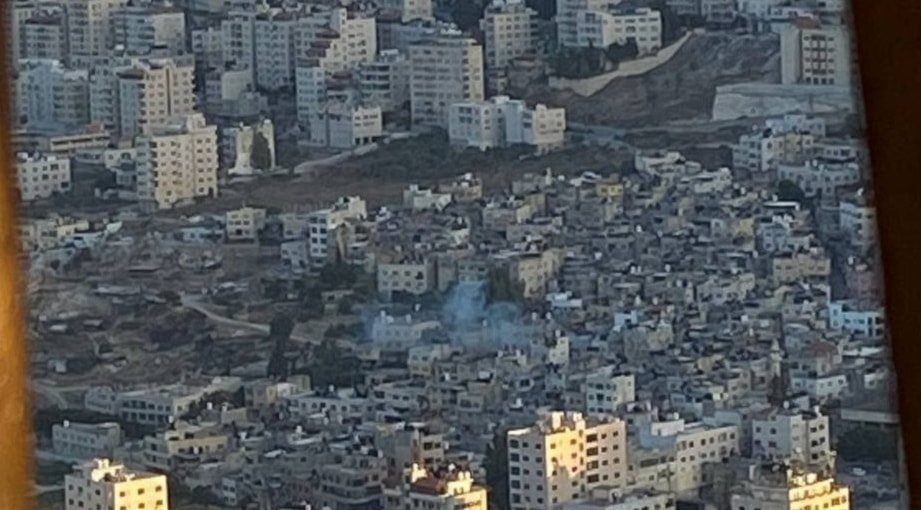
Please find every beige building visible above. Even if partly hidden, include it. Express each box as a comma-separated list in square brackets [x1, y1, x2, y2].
[225, 206, 267, 242]
[507, 411, 628, 510]
[15, 152, 71, 201]
[65, 458, 169, 510]
[482, 0, 537, 82]
[136, 114, 219, 210]
[67, 0, 128, 66]
[409, 35, 484, 128]
[143, 422, 231, 473]
[449, 96, 566, 153]
[781, 21, 854, 87]
[307, 196, 367, 266]
[771, 249, 831, 284]
[378, 258, 437, 297]
[114, 4, 186, 54]
[52, 421, 122, 460]
[562, 488, 675, 510]
[731, 466, 850, 510]
[575, 8, 662, 54]
[385, 464, 487, 510]
[115, 57, 196, 139]
[375, 423, 446, 474]
[751, 409, 832, 467]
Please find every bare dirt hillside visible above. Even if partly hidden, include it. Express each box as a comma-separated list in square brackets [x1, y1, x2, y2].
[528, 33, 781, 127]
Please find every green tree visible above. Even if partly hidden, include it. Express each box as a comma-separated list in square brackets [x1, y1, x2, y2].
[250, 132, 273, 170]
[605, 39, 639, 64]
[526, 0, 555, 20]
[267, 313, 295, 380]
[451, 0, 486, 32]
[484, 431, 509, 510]
[777, 179, 807, 203]
[300, 339, 362, 389]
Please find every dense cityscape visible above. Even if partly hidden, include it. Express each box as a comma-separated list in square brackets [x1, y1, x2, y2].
[6, 0, 903, 509]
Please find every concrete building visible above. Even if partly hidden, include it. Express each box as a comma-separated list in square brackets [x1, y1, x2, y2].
[584, 367, 635, 417]
[191, 25, 224, 72]
[296, 7, 378, 69]
[378, 0, 434, 22]
[838, 188, 876, 249]
[733, 128, 816, 173]
[100, 57, 195, 139]
[225, 206, 267, 242]
[15, 59, 90, 129]
[449, 96, 566, 153]
[556, 0, 613, 48]
[384, 464, 487, 510]
[409, 34, 484, 128]
[781, 22, 854, 87]
[65, 458, 169, 510]
[255, 9, 299, 91]
[730, 467, 850, 510]
[222, 10, 257, 75]
[776, 159, 861, 198]
[310, 103, 384, 148]
[827, 300, 885, 339]
[561, 488, 675, 510]
[751, 409, 831, 466]
[375, 423, 446, 473]
[114, 4, 186, 54]
[67, 0, 129, 66]
[770, 249, 831, 284]
[15, 152, 71, 201]
[507, 411, 628, 510]
[22, 12, 68, 61]
[136, 114, 219, 210]
[377, 258, 437, 297]
[143, 423, 231, 472]
[358, 49, 411, 112]
[481, 0, 537, 82]
[370, 312, 441, 349]
[52, 421, 123, 460]
[575, 8, 662, 54]
[307, 196, 368, 266]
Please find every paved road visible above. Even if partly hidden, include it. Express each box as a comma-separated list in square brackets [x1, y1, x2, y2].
[32, 381, 71, 409]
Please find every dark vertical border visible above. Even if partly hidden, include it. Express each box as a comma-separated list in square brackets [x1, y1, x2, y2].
[0, 4, 34, 510]
[851, 0, 921, 506]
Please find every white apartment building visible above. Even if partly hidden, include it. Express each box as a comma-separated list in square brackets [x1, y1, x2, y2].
[370, 312, 441, 348]
[15, 59, 90, 129]
[22, 13, 68, 61]
[136, 114, 219, 210]
[101, 57, 195, 139]
[191, 26, 224, 71]
[781, 22, 854, 86]
[114, 4, 186, 55]
[575, 8, 662, 54]
[296, 8, 378, 69]
[309, 102, 383, 148]
[255, 10, 299, 91]
[409, 35, 484, 128]
[556, 0, 613, 48]
[52, 421, 122, 460]
[733, 129, 816, 173]
[225, 206, 267, 242]
[731, 468, 850, 510]
[839, 189, 876, 248]
[507, 411, 628, 510]
[377, 258, 437, 297]
[358, 49, 411, 112]
[827, 300, 885, 339]
[15, 152, 71, 201]
[482, 0, 537, 71]
[67, 0, 129, 65]
[65, 458, 169, 510]
[307, 196, 367, 266]
[384, 464, 487, 510]
[449, 96, 566, 153]
[222, 119, 276, 174]
[776, 159, 861, 198]
[222, 10, 257, 74]
[379, 0, 434, 22]
[751, 409, 831, 465]
[584, 367, 635, 417]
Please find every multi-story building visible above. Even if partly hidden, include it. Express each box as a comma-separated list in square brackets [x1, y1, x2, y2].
[776, 159, 861, 198]
[191, 25, 224, 72]
[255, 9, 299, 91]
[67, 0, 129, 67]
[307, 196, 368, 266]
[296, 7, 378, 69]
[584, 367, 636, 417]
[375, 423, 446, 473]
[310, 102, 384, 148]
[93, 56, 195, 139]
[556, 0, 611, 48]
[378, 0, 434, 22]
[770, 248, 831, 284]
[730, 466, 850, 510]
[143, 422, 231, 472]
[481, 0, 537, 89]
[15, 152, 71, 201]
[22, 13, 68, 61]
[409, 34, 484, 128]
[135, 114, 218, 210]
[384, 464, 487, 510]
[65, 458, 169, 510]
[358, 49, 411, 112]
[15, 59, 90, 129]
[838, 188, 876, 249]
[575, 8, 662, 54]
[827, 300, 885, 339]
[733, 128, 816, 173]
[507, 411, 628, 510]
[52, 421, 122, 460]
[562, 488, 676, 510]
[449, 96, 566, 153]
[315, 450, 389, 510]
[114, 4, 186, 55]
[751, 409, 832, 466]
[377, 257, 437, 297]
[370, 312, 441, 349]
[222, 10, 257, 74]
[225, 206, 267, 242]
[781, 21, 854, 86]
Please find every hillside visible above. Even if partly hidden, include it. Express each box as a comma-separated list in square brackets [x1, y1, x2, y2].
[528, 33, 781, 127]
